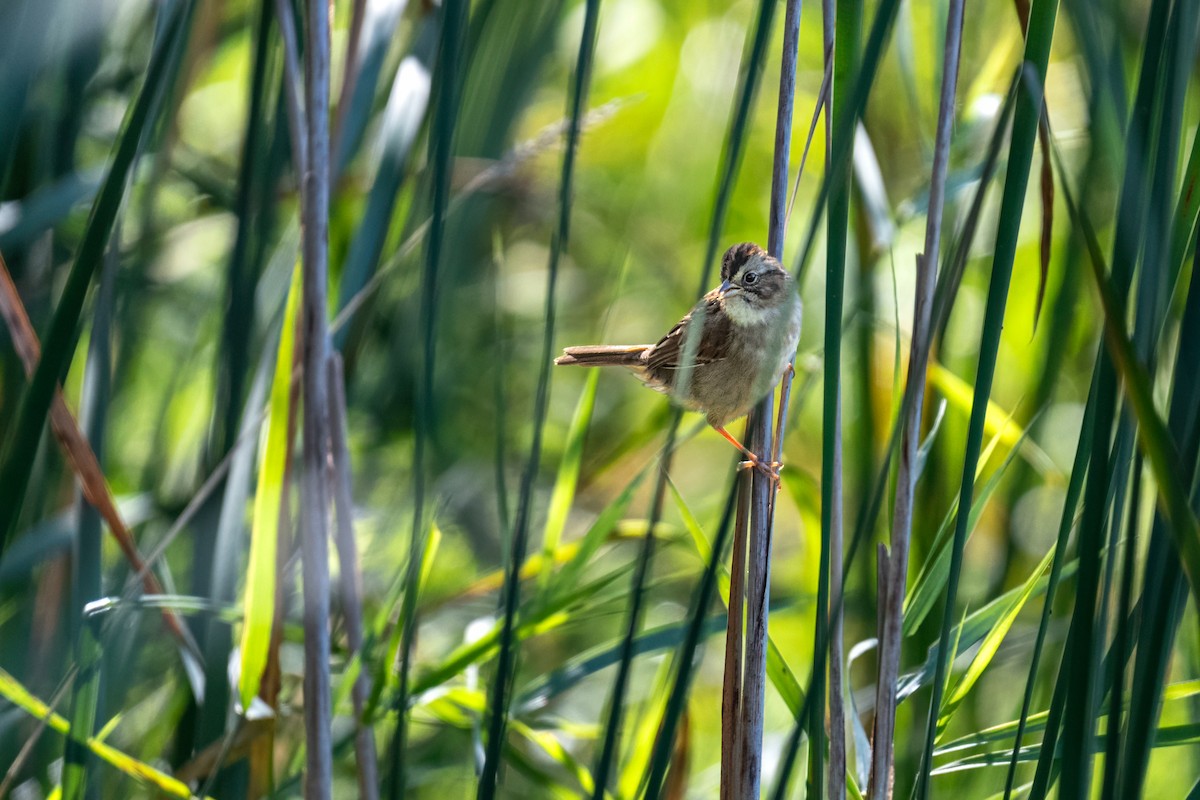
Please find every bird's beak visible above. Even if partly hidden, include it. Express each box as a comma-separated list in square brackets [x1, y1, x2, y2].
[719, 279, 735, 297]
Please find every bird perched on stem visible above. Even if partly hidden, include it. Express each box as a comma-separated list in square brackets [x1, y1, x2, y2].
[555, 242, 801, 475]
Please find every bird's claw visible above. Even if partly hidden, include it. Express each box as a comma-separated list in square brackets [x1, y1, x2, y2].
[738, 457, 783, 490]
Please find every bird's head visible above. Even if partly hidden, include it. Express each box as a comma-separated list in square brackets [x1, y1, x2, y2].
[717, 242, 792, 324]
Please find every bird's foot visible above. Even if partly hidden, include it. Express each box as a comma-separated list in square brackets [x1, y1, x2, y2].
[714, 425, 783, 490]
[738, 455, 783, 490]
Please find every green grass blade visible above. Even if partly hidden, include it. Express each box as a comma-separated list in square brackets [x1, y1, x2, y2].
[1098, 444, 1142, 800]
[0, 170, 101, 253]
[539, 370, 598, 591]
[414, 566, 630, 701]
[1168, 111, 1200, 298]
[195, 292, 281, 753]
[365, 519, 442, 719]
[1060, 147, 1200, 609]
[214, 0, 277, 456]
[810, 0, 859, 791]
[0, 0, 54, 185]
[1115, 203, 1200, 800]
[933, 677, 1200, 757]
[892, 551, 1080, 710]
[935, 545, 1055, 740]
[480, 1, 597, 794]
[389, 0, 466, 794]
[904, 416, 1032, 635]
[0, 0, 192, 556]
[547, 463, 652, 599]
[1002, 362, 1100, 799]
[332, 0, 418, 172]
[516, 612, 727, 714]
[768, 5, 905, 792]
[334, 18, 437, 349]
[914, 0, 1061, 794]
[589, 428, 677, 800]
[63, 233, 120, 800]
[670, 482, 806, 719]
[238, 260, 301, 710]
[1040, 0, 1172, 793]
[933, 720, 1200, 776]
[617, 645, 675, 798]
[790, 0, 902, 286]
[930, 74, 1019, 344]
[0, 667, 211, 799]
[644, 480, 802, 799]
[511, 718, 598, 796]
[928, 363, 1058, 477]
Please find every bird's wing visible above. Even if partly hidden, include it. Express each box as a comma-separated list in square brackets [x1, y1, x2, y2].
[645, 293, 732, 372]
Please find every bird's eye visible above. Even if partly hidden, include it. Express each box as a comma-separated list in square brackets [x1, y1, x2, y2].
[743, 272, 758, 285]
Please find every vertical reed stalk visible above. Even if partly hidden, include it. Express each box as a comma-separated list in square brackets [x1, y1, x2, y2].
[868, 1, 963, 797]
[299, 0, 334, 793]
[721, 479, 750, 800]
[328, 353, 379, 800]
[718, 4, 781, 793]
[733, 1, 800, 796]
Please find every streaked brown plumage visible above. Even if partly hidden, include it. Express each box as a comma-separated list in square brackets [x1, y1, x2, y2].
[555, 242, 802, 465]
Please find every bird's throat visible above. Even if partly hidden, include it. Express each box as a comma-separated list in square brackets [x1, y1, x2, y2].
[721, 295, 773, 326]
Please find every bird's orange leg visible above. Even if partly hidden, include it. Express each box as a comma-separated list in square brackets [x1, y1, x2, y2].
[713, 425, 782, 487]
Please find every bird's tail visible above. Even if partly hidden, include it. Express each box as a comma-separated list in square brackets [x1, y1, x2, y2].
[554, 344, 650, 367]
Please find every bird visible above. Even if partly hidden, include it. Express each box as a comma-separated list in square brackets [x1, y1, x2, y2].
[554, 242, 802, 474]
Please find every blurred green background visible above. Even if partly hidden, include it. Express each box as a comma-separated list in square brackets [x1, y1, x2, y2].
[0, 0, 1195, 796]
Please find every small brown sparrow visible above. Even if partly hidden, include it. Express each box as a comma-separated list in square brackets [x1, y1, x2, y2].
[555, 242, 802, 471]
